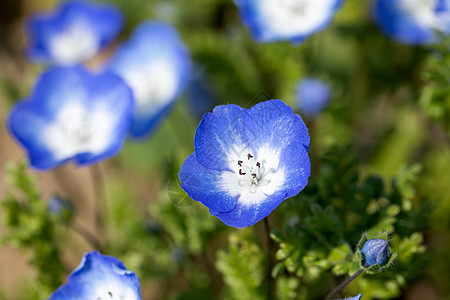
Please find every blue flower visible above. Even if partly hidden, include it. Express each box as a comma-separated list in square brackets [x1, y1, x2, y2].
[48, 195, 73, 222]
[26, 0, 123, 64]
[296, 78, 332, 117]
[333, 294, 362, 300]
[373, 0, 450, 45]
[7, 66, 134, 170]
[233, 0, 343, 43]
[186, 65, 217, 120]
[107, 21, 192, 139]
[361, 239, 390, 267]
[179, 100, 311, 228]
[49, 251, 142, 300]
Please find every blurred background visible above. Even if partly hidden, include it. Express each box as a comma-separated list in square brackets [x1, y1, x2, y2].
[0, 0, 449, 299]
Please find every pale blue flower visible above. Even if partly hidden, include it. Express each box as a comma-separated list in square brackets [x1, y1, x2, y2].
[26, 0, 123, 64]
[107, 21, 192, 139]
[373, 0, 450, 45]
[179, 100, 310, 228]
[296, 78, 331, 117]
[8, 66, 134, 170]
[233, 0, 343, 43]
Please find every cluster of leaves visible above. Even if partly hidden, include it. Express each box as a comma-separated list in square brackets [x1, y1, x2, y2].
[0, 161, 64, 298]
[212, 147, 429, 300]
[419, 36, 450, 129]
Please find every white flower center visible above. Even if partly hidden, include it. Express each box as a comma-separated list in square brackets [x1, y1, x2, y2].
[43, 102, 115, 160]
[220, 145, 285, 206]
[122, 60, 178, 117]
[399, 0, 441, 28]
[258, 0, 337, 39]
[49, 21, 99, 64]
[236, 153, 274, 192]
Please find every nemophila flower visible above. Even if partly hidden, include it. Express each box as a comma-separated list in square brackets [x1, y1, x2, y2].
[361, 239, 390, 267]
[373, 0, 450, 45]
[296, 78, 332, 118]
[49, 251, 142, 300]
[233, 0, 343, 43]
[8, 66, 134, 170]
[26, 0, 123, 64]
[107, 21, 192, 138]
[179, 100, 311, 228]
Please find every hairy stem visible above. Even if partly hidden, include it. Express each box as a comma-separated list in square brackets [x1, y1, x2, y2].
[325, 268, 363, 300]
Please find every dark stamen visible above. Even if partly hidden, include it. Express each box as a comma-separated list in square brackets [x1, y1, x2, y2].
[239, 169, 246, 176]
[256, 162, 261, 168]
[238, 160, 243, 167]
[108, 292, 113, 297]
[251, 173, 256, 178]
[247, 153, 253, 160]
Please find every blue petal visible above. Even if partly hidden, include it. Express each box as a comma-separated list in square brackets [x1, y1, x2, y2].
[248, 100, 310, 151]
[26, 0, 123, 64]
[49, 251, 141, 300]
[211, 141, 310, 228]
[107, 21, 192, 139]
[373, 0, 437, 45]
[235, 0, 343, 43]
[179, 153, 238, 213]
[8, 101, 67, 170]
[194, 104, 257, 171]
[212, 192, 286, 228]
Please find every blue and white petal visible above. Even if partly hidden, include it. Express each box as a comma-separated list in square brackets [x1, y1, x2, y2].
[373, 0, 450, 45]
[7, 66, 134, 170]
[180, 99, 311, 228]
[296, 78, 332, 117]
[49, 251, 142, 300]
[107, 21, 192, 139]
[234, 0, 343, 43]
[26, 0, 123, 64]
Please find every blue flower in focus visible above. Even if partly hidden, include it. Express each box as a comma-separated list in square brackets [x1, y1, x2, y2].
[26, 0, 123, 64]
[49, 251, 142, 300]
[361, 239, 390, 267]
[8, 66, 134, 170]
[179, 100, 311, 228]
[233, 0, 343, 43]
[333, 294, 362, 300]
[107, 21, 192, 139]
[296, 78, 331, 117]
[373, 0, 450, 45]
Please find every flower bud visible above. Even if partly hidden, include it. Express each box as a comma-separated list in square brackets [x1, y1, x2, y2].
[361, 239, 390, 267]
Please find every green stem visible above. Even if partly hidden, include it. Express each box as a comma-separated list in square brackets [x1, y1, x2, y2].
[263, 217, 275, 299]
[325, 268, 363, 300]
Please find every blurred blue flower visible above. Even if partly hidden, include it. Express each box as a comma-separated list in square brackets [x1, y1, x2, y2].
[233, 0, 343, 43]
[48, 195, 73, 222]
[107, 21, 192, 139]
[186, 65, 217, 120]
[373, 0, 450, 45]
[26, 0, 123, 65]
[361, 239, 390, 267]
[179, 100, 310, 228]
[49, 250, 142, 300]
[8, 66, 134, 170]
[296, 78, 331, 117]
[333, 294, 362, 300]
